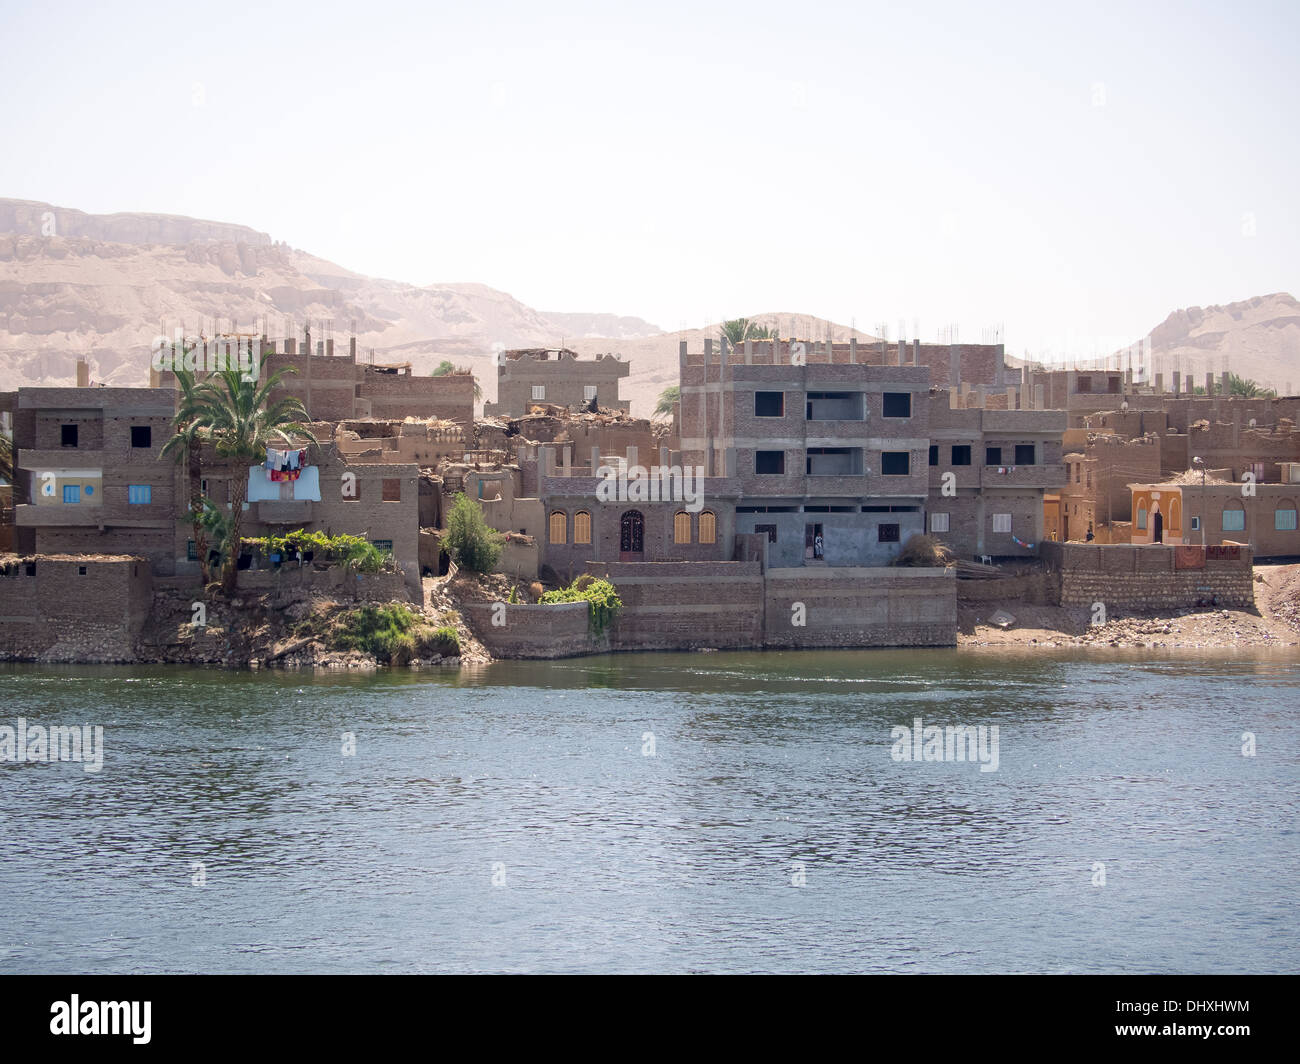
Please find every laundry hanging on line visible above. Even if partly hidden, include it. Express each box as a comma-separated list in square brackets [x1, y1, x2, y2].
[266, 447, 307, 482]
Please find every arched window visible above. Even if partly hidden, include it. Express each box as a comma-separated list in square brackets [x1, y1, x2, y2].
[549, 510, 567, 544]
[1136, 507, 1147, 531]
[1222, 501, 1245, 533]
[1275, 499, 1298, 531]
[699, 510, 717, 544]
[1168, 497, 1182, 533]
[674, 511, 692, 544]
[620, 510, 644, 554]
[573, 511, 592, 544]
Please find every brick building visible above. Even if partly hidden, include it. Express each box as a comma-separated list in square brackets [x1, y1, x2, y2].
[483, 349, 630, 417]
[2, 386, 185, 573]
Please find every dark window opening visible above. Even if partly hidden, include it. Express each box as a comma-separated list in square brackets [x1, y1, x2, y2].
[878, 523, 900, 543]
[755, 523, 777, 543]
[131, 425, 152, 448]
[880, 451, 910, 476]
[986, 447, 1003, 466]
[78, 566, 87, 575]
[806, 392, 864, 421]
[1014, 444, 1036, 465]
[882, 392, 911, 418]
[61, 424, 78, 447]
[929, 445, 939, 467]
[25, 563, 36, 577]
[754, 391, 784, 417]
[806, 447, 862, 475]
[951, 445, 971, 466]
[755, 450, 785, 475]
[382, 478, 401, 502]
[1076, 376, 1092, 393]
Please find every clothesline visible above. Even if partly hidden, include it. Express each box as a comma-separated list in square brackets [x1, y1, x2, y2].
[266, 447, 307, 482]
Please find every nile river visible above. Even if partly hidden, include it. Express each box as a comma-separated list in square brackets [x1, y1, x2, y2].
[1, 648, 1297, 973]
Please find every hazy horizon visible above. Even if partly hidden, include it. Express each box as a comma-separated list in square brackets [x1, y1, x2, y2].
[3, 0, 1297, 360]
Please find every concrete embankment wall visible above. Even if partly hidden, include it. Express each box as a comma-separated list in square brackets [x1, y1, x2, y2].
[587, 561, 765, 651]
[1039, 542, 1254, 608]
[462, 601, 595, 659]
[463, 562, 958, 659]
[764, 567, 956, 648]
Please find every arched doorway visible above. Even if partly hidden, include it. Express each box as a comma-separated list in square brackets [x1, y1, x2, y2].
[620, 510, 644, 560]
[1153, 510, 1163, 543]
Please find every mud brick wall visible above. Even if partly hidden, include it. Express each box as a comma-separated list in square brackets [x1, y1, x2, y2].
[764, 568, 956, 648]
[956, 570, 1059, 605]
[585, 561, 765, 651]
[1040, 542, 1254, 608]
[0, 556, 152, 662]
[235, 566, 411, 605]
[463, 601, 597, 658]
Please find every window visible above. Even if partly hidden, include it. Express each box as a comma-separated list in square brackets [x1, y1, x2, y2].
[24, 563, 35, 577]
[128, 484, 152, 505]
[1014, 444, 1035, 465]
[878, 523, 900, 543]
[61, 424, 77, 447]
[583, 385, 597, 401]
[754, 391, 784, 417]
[1191, 516, 1201, 531]
[574, 511, 591, 544]
[1276, 508, 1298, 531]
[986, 447, 1002, 466]
[531, 385, 546, 401]
[992, 513, 1012, 533]
[549, 510, 567, 543]
[755, 451, 785, 475]
[1076, 376, 1092, 394]
[806, 392, 864, 420]
[674, 511, 692, 544]
[344, 480, 361, 501]
[1086, 469, 1091, 489]
[754, 523, 778, 543]
[382, 478, 401, 502]
[1136, 507, 1147, 530]
[880, 451, 910, 476]
[62, 484, 80, 504]
[371, 539, 393, 552]
[699, 511, 716, 544]
[930, 512, 950, 533]
[882, 392, 911, 418]
[1222, 508, 1245, 532]
[929, 445, 939, 466]
[187, 540, 198, 562]
[131, 425, 152, 448]
[806, 447, 862, 475]
[951, 445, 971, 466]
[78, 566, 87, 576]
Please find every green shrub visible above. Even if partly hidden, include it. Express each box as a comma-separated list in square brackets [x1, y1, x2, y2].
[425, 625, 460, 656]
[443, 494, 503, 572]
[329, 603, 457, 663]
[540, 577, 622, 637]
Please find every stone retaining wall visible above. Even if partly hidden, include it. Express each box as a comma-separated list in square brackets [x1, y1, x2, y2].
[1040, 541, 1254, 608]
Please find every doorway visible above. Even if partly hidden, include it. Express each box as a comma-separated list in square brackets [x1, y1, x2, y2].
[1153, 510, 1164, 543]
[804, 522, 824, 561]
[620, 510, 644, 560]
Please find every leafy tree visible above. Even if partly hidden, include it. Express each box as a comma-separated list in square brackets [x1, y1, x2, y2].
[0, 429, 12, 484]
[1226, 372, 1275, 398]
[443, 492, 503, 572]
[654, 384, 680, 419]
[187, 355, 317, 593]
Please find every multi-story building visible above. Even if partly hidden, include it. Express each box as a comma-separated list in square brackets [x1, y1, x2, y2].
[532, 338, 1066, 576]
[3, 385, 185, 572]
[483, 348, 630, 418]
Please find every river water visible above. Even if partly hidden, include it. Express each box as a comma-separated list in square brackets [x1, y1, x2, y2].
[1, 648, 1297, 973]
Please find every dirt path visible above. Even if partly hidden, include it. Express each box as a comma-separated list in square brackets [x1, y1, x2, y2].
[958, 563, 1300, 650]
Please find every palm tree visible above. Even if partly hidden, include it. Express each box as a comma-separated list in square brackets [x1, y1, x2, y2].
[159, 364, 213, 583]
[720, 318, 774, 347]
[189, 355, 317, 593]
[654, 385, 680, 419]
[432, 360, 482, 400]
[1226, 372, 1276, 398]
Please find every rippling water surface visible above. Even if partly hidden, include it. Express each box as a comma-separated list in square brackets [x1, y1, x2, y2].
[1, 648, 1297, 973]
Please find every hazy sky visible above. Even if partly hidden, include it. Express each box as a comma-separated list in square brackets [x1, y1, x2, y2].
[2, 0, 1297, 359]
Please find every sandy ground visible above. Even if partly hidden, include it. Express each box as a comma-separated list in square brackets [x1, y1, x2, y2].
[959, 563, 1300, 650]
